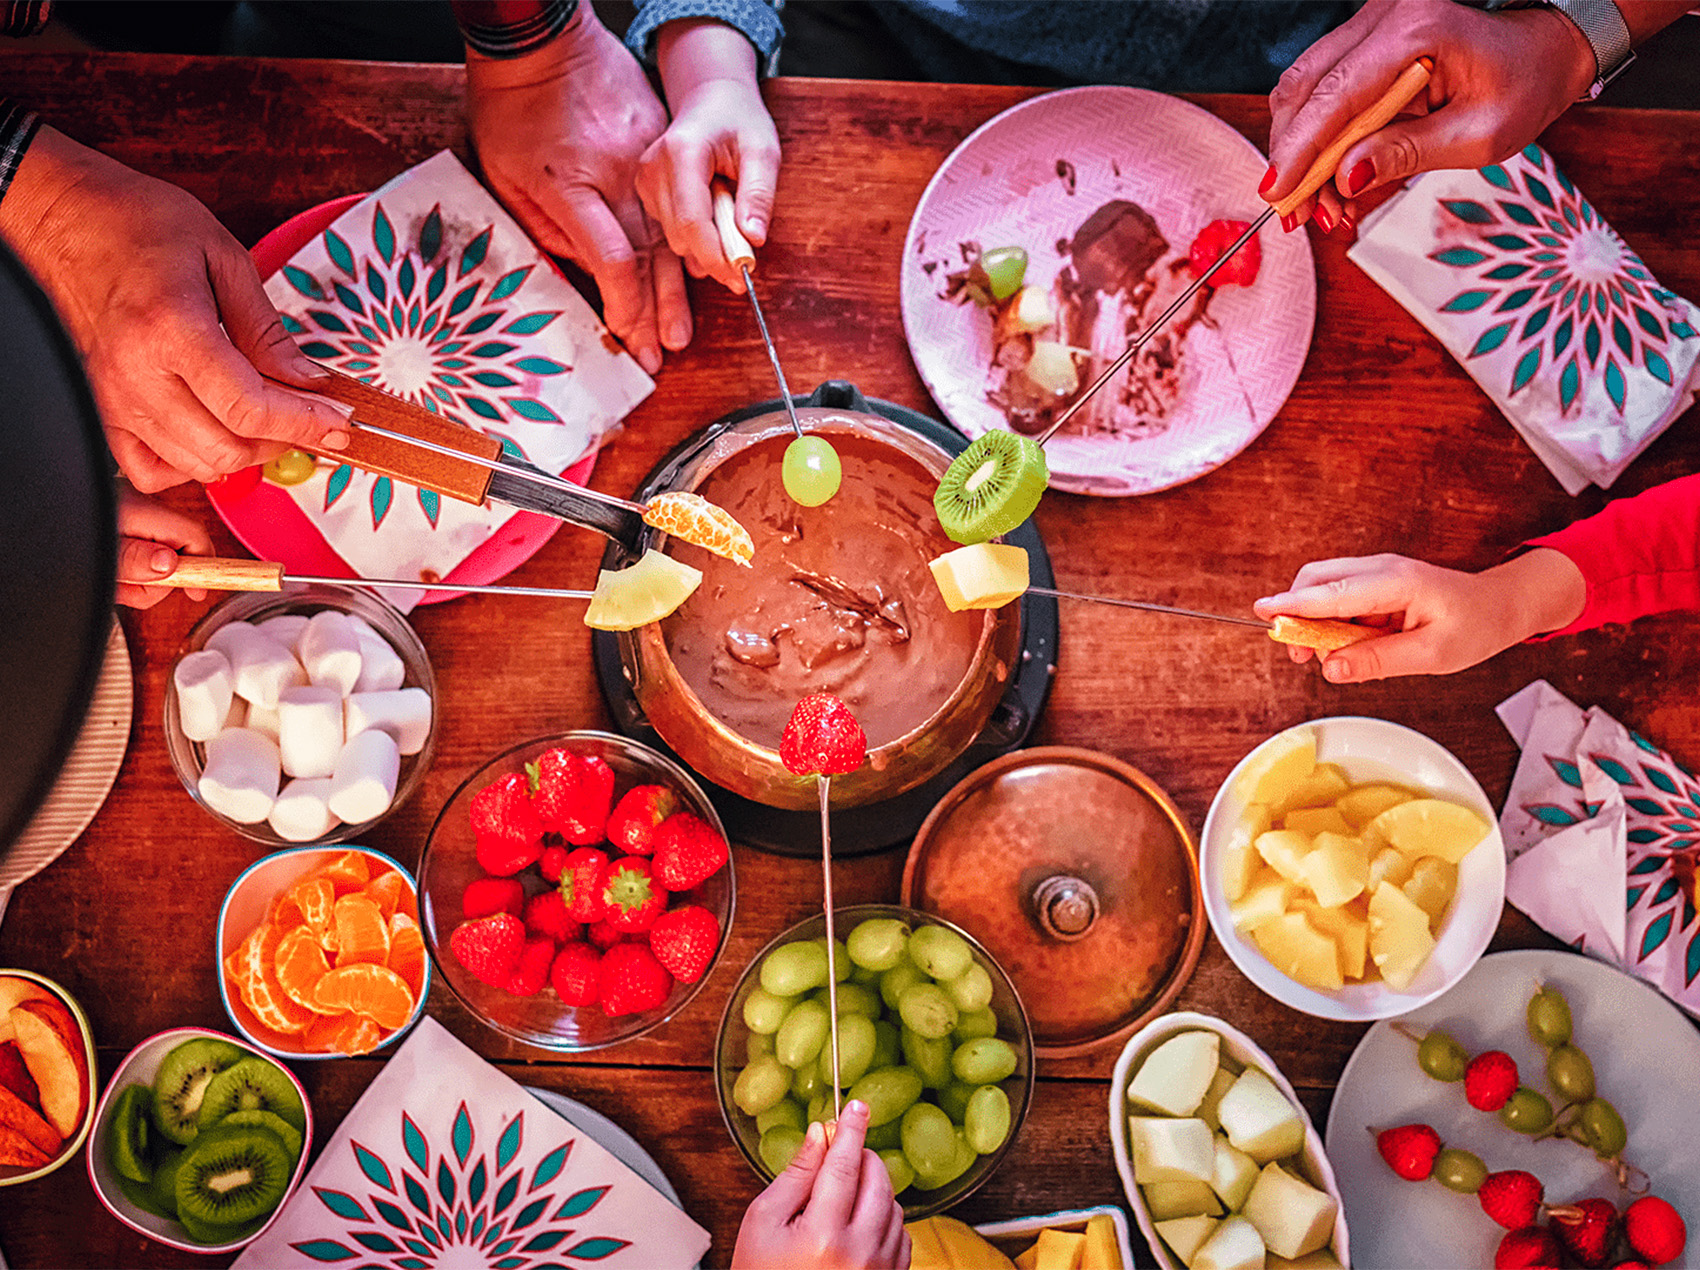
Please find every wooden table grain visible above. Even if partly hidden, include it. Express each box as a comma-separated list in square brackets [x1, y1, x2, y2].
[0, 52, 1696, 1268]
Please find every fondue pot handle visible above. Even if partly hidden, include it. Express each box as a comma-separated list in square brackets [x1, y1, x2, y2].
[710, 179, 756, 272]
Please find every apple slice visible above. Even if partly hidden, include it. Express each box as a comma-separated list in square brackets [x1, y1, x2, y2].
[11, 998, 89, 1138]
[0, 977, 50, 1045]
[0, 1122, 50, 1168]
[0, 1040, 40, 1109]
[0, 1081, 60, 1157]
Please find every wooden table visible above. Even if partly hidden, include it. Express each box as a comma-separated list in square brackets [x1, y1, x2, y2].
[0, 51, 1696, 1269]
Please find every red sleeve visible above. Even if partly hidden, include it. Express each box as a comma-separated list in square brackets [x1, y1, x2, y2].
[1525, 472, 1700, 636]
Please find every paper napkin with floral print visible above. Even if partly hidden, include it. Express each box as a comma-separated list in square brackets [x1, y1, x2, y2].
[262, 150, 653, 588]
[1349, 145, 1700, 495]
[1496, 679, 1700, 1018]
[235, 1017, 711, 1269]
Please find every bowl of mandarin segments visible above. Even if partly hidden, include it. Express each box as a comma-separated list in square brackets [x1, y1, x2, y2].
[418, 731, 735, 1052]
[217, 847, 429, 1059]
[715, 904, 1034, 1220]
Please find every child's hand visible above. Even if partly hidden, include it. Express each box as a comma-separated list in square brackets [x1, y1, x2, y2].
[730, 1100, 909, 1270]
[115, 486, 215, 609]
[639, 20, 781, 293]
[1254, 549, 1585, 682]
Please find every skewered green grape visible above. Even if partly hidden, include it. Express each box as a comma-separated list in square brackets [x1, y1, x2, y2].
[1417, 1030, 1470, 1082]
[1576, 1098, 1627, 1157]
[1499, 1088, 1555, 1135]
[1527, 985, 1573, 1048]
[1548, 1044, 1595, 1103]
[1433, 1148, 1487, 1194]
[782, 436, 843, 508]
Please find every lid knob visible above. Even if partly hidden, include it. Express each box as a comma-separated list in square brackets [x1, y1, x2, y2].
[1033, 874, 1100, 941]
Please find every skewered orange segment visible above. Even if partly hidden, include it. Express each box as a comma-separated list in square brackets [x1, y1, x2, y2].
[643, 491, 755, 567]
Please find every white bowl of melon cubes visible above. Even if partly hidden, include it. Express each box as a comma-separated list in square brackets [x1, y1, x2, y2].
[1200, 717, 1504, 1021]
[1111, 1013, 1347, 1270]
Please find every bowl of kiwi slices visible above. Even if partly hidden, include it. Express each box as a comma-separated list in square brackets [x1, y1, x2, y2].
[87, 1027, 312, 1252]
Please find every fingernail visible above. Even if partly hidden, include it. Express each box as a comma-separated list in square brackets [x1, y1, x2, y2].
[321, 430, 350, 450]
[1346, 159, 1374, 196]
[744, 215, 765, 239]
[1339, 211, 1355, 232]
[1314, 205, 1333, 233]
[1258, 164, 1278, 195]
[150, 548, 175, 574]
[1323, 659, 1346, 682]
[637, 347, 662, 375]
[846, 1099, 868, 1120]
[294, 358, 330, 380]
[323, 399, 356, 420]
[665, 321, 691, 349]
[1280, 213, 1297, 233]
[804, 1122, 824, 1148]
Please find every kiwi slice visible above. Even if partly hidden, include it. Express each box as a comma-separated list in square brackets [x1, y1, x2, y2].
[115, 1172, 172, 1220]
[109, 1083, 155, 1183]
[152, 1037, 244, 1145]
[177, 1206, 267, 1248]
[220, 1108, 303, 1166]
[197, 1057, 306, 1134]
[148, 1146, 185, 1218]
[175, 1123, 291, 1227]
[934, 431, 1049, 545]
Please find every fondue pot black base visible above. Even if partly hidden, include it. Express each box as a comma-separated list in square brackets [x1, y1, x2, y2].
[592, 381, 1059, 858]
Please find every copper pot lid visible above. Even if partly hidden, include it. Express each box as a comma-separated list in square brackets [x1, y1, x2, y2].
[902, 747, 1205, 1058]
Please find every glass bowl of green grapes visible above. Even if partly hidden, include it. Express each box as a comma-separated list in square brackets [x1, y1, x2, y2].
[714, 904, 1034, 1219]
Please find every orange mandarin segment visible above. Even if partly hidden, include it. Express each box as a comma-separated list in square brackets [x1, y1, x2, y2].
[302, 1011, 384, 1056]
[273, 925, 338, 1015]
[312, 963, 415, 1030]
[239, 923, 316, 1035]
[642, 491, 755, 566]
[279, 876, 337, 938]
[331, 894, 390, 968]
[363, 868, 408, 921]
[314, 849, 371, 895]
[386, 912, 427, 1001]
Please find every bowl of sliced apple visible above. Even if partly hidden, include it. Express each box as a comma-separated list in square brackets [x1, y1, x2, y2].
[1110, 1012, 1347, 1270]
[0, 970, 97, 1186]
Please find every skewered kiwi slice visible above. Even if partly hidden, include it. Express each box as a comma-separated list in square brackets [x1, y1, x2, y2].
[933, 431, 1048, 545]
[152, 1037, 245, 1145]
[196, 1057, 306, 1133]
[175, 1123, 292, 1228]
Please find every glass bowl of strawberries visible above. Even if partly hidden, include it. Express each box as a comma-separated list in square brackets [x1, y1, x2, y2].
[418, 731, 736, 1051]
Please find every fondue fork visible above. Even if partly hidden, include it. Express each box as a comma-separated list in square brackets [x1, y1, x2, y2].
[140, 556, 595, 600]
[711, 179, 806, 441]
[819, 777, 843, 1123]
[1029, 586, 1373, 648]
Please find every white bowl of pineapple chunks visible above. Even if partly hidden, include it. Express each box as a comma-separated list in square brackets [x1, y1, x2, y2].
[1201, 717, 1504, 1021]
[1111, 1013, 1347, 1270]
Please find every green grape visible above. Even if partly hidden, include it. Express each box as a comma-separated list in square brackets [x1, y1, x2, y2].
[909, 926, 973, 981]
[916, 1130, 978, 1190]
[849, 961, 883, 987]
[761, 941, 829, 997]
[936, 1082, 975, 1124]
[1576, 1098, 1627, 1157]
[807, 1091, 831, 1126]
[743, 987, 796, 1035]
[878, 1149, 915, 1196]
[952, 1037, 1017, 1085]
[847, 918, 910, 972]
[880, 960, 927, 1012]
[1499, 1087, 1555, 1135]
[1433, 1148, 1487, 1194]
[792, 1061, 824, 1102]
[733, 1059, 791, 1116]
[262, 449, 316, 486]
[899, 984, 959, 1039]
[1416, 1029, 1470, 1082]
[782, 435, 843, 508]
[818, 1014, 877, 1089]
[899, 1103, 957, 1179]
[759, 1125, 805, 1175]
[776, 999, 830, 1069]
[864, 1118, 904, 1151]
[746, 1030, 776, 1063]
[817, 938, 853, 982]
[813, 982, 881, 1019]
[1527, 986, 1573, 1048]
[979, 246, 1028, 301]
[953, 1007, 998, 1043]
[849, 1066, 924, 1127]
[870, 1020, 902, 1071]
[756, 1099, 805, 1135]
[1547, 1044, 1595, 1102]
[943, 965, 994, 1013]
[902, 1028, 954, 1090]
[964, 1086, 1011, 1155]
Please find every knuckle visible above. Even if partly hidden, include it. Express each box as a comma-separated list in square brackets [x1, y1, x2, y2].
[1270, 62, 1309, 111]
[1381, 132, 1422, 179]
[1311, 63, 1353, 103]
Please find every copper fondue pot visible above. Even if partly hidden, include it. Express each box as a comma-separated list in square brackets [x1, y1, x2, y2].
[615, 400, 1023, 812]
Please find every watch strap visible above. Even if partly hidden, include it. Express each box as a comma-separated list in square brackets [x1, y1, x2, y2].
[1544, 0, 1636, 98]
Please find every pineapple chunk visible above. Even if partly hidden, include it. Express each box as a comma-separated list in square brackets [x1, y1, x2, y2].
[1367, 881, 1436, 990]
[1251, 912, 1344, 991]
[1403, 856, 1458, 922]
[1193, 1217, 1267, 1270]
[1128, 1117, 1215, 1184]
[1296, 832, 1368, 908]
[929, 543, 1031, 611]
[1272, 763, 1351, 816]
[1366, 844, 1413, 891]
[1081, 1213, 1123, 1270]
[1233, 730, 1316, 808]
[1217, 1068, 1305, 1164]
[996, 284, 1056, 337]
[1229, 872, 1296, 932]
[1015, 1246, 1040, 1270]
[1209, 1133, 1260, 1211]
[1143, 1180, 1225, 1221]
[1221, 804, 1272, 903]
[1155, 1216, 1219, 1267]
[1369, 798, 1491, 863]
[582, 550, 703, 630]
[1254, 829, 1313, 883]
[1024, 341, 1080, 396]
[1268, 1251, 1343, 1269]
[1298, 901, 1369, 980]
[1127, 1030, 1220, 1117]
[1241, 1163, 1338, 1260]
[1282, 806, 1352, 838]
[1196, 1067, 1238, 1133]
[1333, 783, 1415, 828]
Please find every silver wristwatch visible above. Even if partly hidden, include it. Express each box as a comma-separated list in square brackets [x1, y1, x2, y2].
[1543, 0, 1636, 99]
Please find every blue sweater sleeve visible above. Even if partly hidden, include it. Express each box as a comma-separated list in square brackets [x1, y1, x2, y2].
[624, 0, 784, 76]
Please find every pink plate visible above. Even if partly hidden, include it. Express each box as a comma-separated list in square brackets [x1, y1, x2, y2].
[901, 86, 1317, 496]
[209, 194, 597, 604]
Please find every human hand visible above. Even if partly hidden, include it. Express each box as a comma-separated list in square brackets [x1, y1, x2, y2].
[466, 8, 686, 373]
[1253, 549, 1585, 682]
[1264, 0, 1594, 233]
[638, 19, 780, 293]
[730, 1100, 910, 1270]
[0, 127, 353, 493]
[114, 485, 215, 609]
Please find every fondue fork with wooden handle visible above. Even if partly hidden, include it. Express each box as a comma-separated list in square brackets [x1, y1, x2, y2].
[710, 179, 806, 442]
[140, 556, 597, 601]
[1028, 587, 1376, 652]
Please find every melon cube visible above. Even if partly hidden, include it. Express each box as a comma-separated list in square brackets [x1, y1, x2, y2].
[1127, 1029, 1220, 1117]
[1209, 1133, 1260, 1211]
[1217, 1069, 1305, 1164]
[1296, 832, 1368, 908]
[1251, 912, 1344, 991]
[1369, 798, 1490, 863]
[1366, 844, 1413, 891]
[1233, 730, 1315, 809]
[1267, 1249, 1342, 1269]
[1272, 763, 1350, 816]
[1282, 806, 1351, 838]
[1128, 1116, 1215, 1184]
[1333, 783, 1414, 829]
[1155, 1216, 1219, 1267]
[1192, 1216, 1267, 1270]
[1367, 881, 1436, 991]
[1254, 829, 1313, 883]
[1229, 872, 1296, 933]
[929, 543, 1031, 611]
[1080, 1214, 1121, 1270]
[1241, 1163, 1338, 1260]
[1221, 804, 1272, 903]
[1143, 1180, 1225, 1221]
[1402, 856, 1458, 923]
[1196, 1067, 1238, 1133]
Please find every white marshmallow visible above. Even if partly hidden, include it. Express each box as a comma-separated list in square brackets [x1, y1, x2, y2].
[204, 620, 258, 662]
[258, 614, 310, 655]
[198, 727, 280, 823]
[277, 686, 345, 779]
[268, 778, 339, 842]
[210, 623, 305, 710]
[327, 729, 400, 825]
[243, 699, 278, 742]
[173, 650, 233, 743]
[349, 615, 407, 693]
[299, 610, 363, 696]
[345, 688, 432, 756]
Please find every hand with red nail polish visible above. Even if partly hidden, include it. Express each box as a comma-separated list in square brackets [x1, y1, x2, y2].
[113, 484, 216, 610]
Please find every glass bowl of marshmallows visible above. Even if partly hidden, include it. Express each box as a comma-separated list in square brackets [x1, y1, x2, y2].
[165, 582, 436, 845]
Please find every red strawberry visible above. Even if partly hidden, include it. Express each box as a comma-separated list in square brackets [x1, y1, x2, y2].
[1188, 218, 1262, 288]
[601, 857, 669, 934]
[1625, 1196, 1686, 1266]
[505, 936, 556, 997]
[558, 847, 610, 923]
[1480, 1171, 1545, 1230]
[470, 772, 543, 850]
[1376, 1123, 1441, 1181]
[549, 941, 602, 1006]
[523, 890, 580, 943]
[539, 844, 569, 883]
[780, 693, 867, 776]
[1615, 1262, 1653, 1269]
[597, 942, 673, 1016]
[0, 1041, 40, 1110]
[607, 784, 679, 854]
[1495, 1226, 1564, 1270]
[448, 913, 525, 988]
[475, 832, 542, 879]
[585, 917, 624, 950]
[462, 876, 526, 920]
[652, 812, 730, 891]
[530, 750, 615, 845]
[1550, 1198, 1620, 1269]
[1465, 1050, 1520, 1111]
[648, 905, 721, 984]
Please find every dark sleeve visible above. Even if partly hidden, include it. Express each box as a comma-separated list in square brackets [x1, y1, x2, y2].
[452, 0, 580, 58]
[0, 98, 41, 207]
[624, 0, 784, 75]
[2, 1, 51, 37]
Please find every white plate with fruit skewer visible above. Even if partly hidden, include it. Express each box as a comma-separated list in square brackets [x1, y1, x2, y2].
[901, 85, 1315, 497]
[1325, 948, 1698, 1270]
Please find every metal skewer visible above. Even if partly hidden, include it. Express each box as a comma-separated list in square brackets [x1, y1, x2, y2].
[819, 776, 843, 1121]
[139, 556, 595, 599]
[713, 180, 804, 440]
[1029, 585, 1272, 630]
